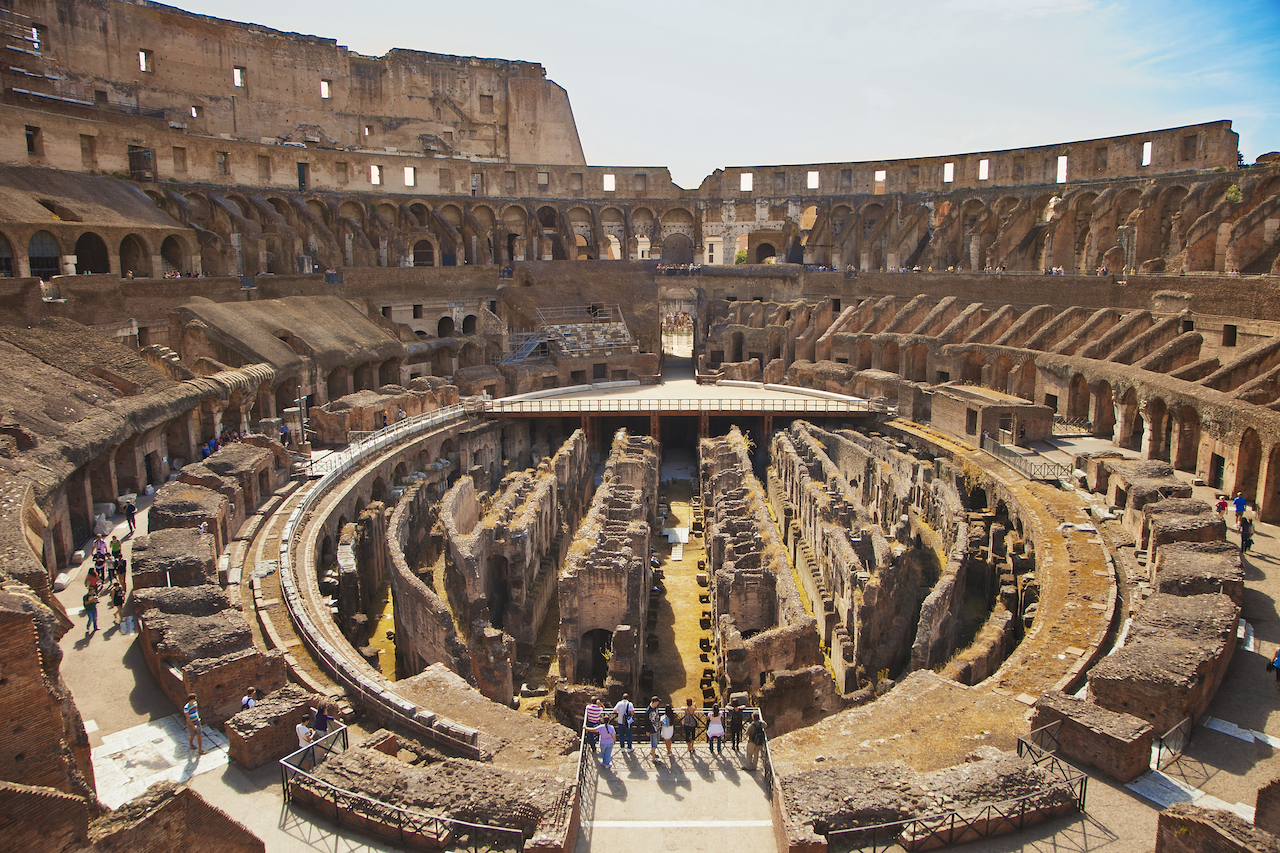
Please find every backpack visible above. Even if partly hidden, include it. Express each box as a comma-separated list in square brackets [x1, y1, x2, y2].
[750, 724, 766, 746]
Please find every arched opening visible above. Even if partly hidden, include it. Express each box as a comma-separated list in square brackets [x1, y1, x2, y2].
[1094, 381, 1116, 439]
[0, 232, 13, 276]
[379, 360, 399, 386]
[1235, 428, 1262, 503]
[903, 344, 928, 382]
[729, 331, 744, 364]
[74, 232, 110, 274]
[413, 240, 435, 267]
[1012, 361, 1036, 401]
[1067, 374, 1090, 419]
[1172, 405, 1200, 471]
[393, 461, 408, 484]
[28, 230, 61, 279]
[119, 234, 152, 278]
[1119, 388, 1142, 450]
[371, 477, 387, 504]
[437, 316, 455, 337]
[1145, 398, 1170, 461]
[326, 367, 349, 402]
[579, 628, 612, 685]
[960, 351, 985, 385]
[755, 242, 777, 263]
[1263, 444, 1280, 523]
[880, 340, 900, 374]
[992, 356, 1013, 392]
[462, 314, 477, 335]
[661, 233, 693, 264]
[487, 555, 509, 630]
[160, 235, 187, 274]
[856, 340, 873, 371]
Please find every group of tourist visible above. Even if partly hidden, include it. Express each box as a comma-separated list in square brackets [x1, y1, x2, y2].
[657, 263, 702, 276]
[584, 694, 767, 772]
[662, 310, 694, 333]
[1217, 492, 1257, 552]
[82, 533, 130, 633]
[200, 428, 245, 459]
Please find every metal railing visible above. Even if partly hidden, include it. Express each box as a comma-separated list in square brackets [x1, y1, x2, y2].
[1052, 416, 1094, 436]
[484, 396, 879, 415]
[981, 437, 1073, 481]
[827, 734, 1086, 853]
[1021, 721, 1061, 754]
[304, 403, 471, 479]
[1152, 716, 1193, 770]
[280, 726, 523, 851]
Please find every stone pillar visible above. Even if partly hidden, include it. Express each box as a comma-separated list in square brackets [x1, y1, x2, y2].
[1140, 410, 1157, 460]
[150, 253, 164, 277]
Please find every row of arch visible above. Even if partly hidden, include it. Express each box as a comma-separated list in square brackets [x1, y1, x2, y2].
[0, 228, 191, 278]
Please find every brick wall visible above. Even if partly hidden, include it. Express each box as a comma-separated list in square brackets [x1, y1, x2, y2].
[225, 686, 320, 770]
[1257, 778, 1280, 837]
[1155, 803, 1280, 853]
[91, 783, 264, 853]
[0, 780, 90, 853]
[185, 648, 288, 729]
[1031, 691, 1154, 783]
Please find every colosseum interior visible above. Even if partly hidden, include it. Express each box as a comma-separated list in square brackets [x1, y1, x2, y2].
[2, 2, 1280, 852]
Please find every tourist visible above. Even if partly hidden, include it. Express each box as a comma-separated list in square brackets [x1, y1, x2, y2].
[1216, 495, 1229, 518]
[295, 712, 314, 749]
[727, 703, 745, 750]
[109, 534, 122, 564]
[706, 703, 725, 755]
[1242, 517, 1255, 553]
[109, 582, 125, 625]
[184, 693, 205, 754]
[742, 711, 767, 771]
[682, 697, 698, 755]
[660, 705, 676, 758]
[613, 693, 635, 751]
[594, 712, 617, 770]
[82, 586, 99, 633]
[1234, 492, 1248, 529]
[1271, 648, 1280, 692]
[646, 696, 663, 760]
[584, 698, 603, 752]
[312, 702, 334, 736]
[241, 687, 258, 711]
[92, 534, 108, 561]
[124, 500, 137, 534]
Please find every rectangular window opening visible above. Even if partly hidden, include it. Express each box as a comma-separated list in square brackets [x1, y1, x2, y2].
[740, 172, 753, 192]
[633, 173, 647, 195]
[190, 105, 202, 119]
[570, 172, 583, 193]
[138, 49, 153, 73]
[874, 169, 887, 183]
[807, 170, 820, 189]
[978, 159, 989, 181]
[1183, 134, 1199, 161]
[942, 162, 954, 183]
[404, 166, 416, 187]
[363, 125, 372, 137]
[1141, 141, 1152, 167]
[257, 154, 271, 180]
[171, 146, 186, 173]
[1056, 155, 1068, 183]
[370, 164, 383, 185]
[336, 161, 349, 184]
[320, 80, 331, 99]
[603, 173, 615, 192]
[537, 171, 549, 188]
[479, 94, 494, 115]
[24, 125, 41, 156]
[1223, 324, 1238, 347]
[216, 151, 229, 175]
[233, 66, 246, 88]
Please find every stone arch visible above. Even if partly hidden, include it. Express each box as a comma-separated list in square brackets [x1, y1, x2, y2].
[487, 554, 510, 630]
[880, 339, 901, 374]
[1067, 373, 1090, 419]
[1093, 381, 1116, 439]
[1144, 397, 1170, 461]
[408, 202, 431, 228]
[1070, 192, 1098, 274]
[28, 229, 62, 279]
[458, 342, 482, 369]
[1118, 387, 1142, 449]
[306, 199, 328, 222]
[902, 343, 928, 382]
[327, 366, 349, 402]
[0, 231, 13, 276]
[375, 202, 398, 226]
[1263, 443, 1280, 523]
[1157, 186, 1189, 257]
[339, 201, 365, 226]
[74, 231, 110, 274]
[371, 476, 388, 504]
[1012, 360, 1036, 401]
[119, 233, 152, 278]
[754, 242, 777, 263]
[960, 351, 985, 385]
[991, 356, 1014, 392]
[160, 235, 189, 274]
[662, 233, 694, 264]
[462, 315, 478, 335]
[1235, 427, 1262, 503]
[413, 239, 435, 267]
[856, 339, 873, 371]
[578, 628, 612, 685]
[379, 360, 400, 386]
[1172, 405, 1200, 472]
[437, 316, 455, 337]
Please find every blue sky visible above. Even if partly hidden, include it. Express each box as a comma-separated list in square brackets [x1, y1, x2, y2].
[174, 0, 1280, 188]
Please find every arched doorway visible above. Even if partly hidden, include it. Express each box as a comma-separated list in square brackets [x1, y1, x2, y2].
[755, 243, 777, 263]
[462, 314, 477, 335]
[74, 232, 110, 274]
[438, 316, 455, 337]
[1172, 405, 1200, 471]
[413, 240, 434, 267]
[160, 235, 188, 274]
[1067, 374, 1090, 419]
[28, 230, 61, 279]
[1144, 398, 1170, 461]
[119, 234, 152, 277]
[1235, 428, 1262, 503]
[579, 628, 612, 685]
[661, 233, 693, 264]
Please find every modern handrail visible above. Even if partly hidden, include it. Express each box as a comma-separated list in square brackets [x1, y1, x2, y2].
[483, 397, 880, 415]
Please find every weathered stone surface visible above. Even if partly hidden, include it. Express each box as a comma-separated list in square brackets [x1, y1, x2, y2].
[129, 527, 217, 589]
[1032, 690, 1154, 782]
[1154, 540, 1244, 606]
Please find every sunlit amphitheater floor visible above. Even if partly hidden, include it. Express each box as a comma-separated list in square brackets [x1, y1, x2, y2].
[47, 399, 1280, 853]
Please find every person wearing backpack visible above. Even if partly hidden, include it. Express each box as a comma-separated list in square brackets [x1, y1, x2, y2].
[613, 693, 636, 751]
[646, 696, 663, 760]
[742, 711, 767, 771]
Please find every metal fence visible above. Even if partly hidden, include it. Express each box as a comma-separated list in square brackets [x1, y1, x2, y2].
[280, 725, 523, 851]
[981, 437, 1073, 481]
[1052, 416, 1094, 437]
[484, 396, 878, 415]
[825, 729, 1086, 853]
[1152, 716, 1193, 770]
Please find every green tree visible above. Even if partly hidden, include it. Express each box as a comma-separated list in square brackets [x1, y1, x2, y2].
[734, 250, 748, 265]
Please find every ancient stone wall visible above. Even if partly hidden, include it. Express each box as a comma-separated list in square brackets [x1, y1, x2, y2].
[557, 429, 658, 699]
[88, 782, 265, 853]
[1155, 803, 1280, 853]
[225, 685, 324, 770]
[1030, 691, 1154, 783]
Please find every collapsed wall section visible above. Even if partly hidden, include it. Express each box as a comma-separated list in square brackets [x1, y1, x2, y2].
[557, 429, 659, 700]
